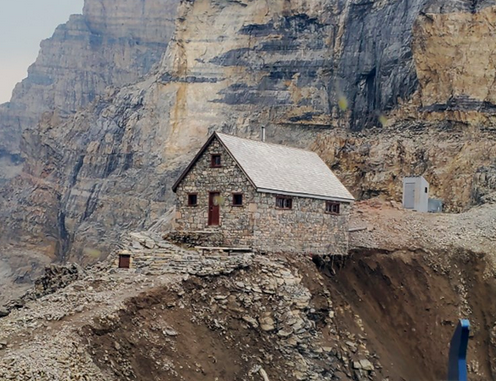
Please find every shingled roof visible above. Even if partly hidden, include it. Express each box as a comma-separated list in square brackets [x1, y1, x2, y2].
[172, 132, 355, 203]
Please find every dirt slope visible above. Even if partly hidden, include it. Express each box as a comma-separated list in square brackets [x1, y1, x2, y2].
[327, 248, 495, 380]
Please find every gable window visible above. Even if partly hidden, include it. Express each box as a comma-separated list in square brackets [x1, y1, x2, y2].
[232, 193, 243, 206]
[326, 201, 340, 214]
[276, 196, 292, 210]
[211, 154, 222, 168]
[188, 193, 198, 206]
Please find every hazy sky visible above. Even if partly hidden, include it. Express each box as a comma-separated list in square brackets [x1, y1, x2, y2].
[0, 0, 84, 104]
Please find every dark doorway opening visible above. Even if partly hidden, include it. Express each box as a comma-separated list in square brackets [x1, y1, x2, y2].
[119, 254, 131, 269]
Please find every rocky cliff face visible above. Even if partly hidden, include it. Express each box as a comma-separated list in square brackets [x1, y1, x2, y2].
[2, 0, 496, 280]
[0, 0, 179, 300]
[0, 0, 179, 182]
[312, 123, 496, 211]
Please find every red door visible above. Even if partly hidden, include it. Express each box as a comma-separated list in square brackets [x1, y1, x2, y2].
[208, 192, 220, 226]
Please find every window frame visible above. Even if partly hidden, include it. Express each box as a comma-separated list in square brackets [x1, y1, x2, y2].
[232, 193, 244, 207]
[275, 196, 293, 210]
[210, 154, 222, 168]
[325, 201, 340, 215]
[187, 193, 198, 207]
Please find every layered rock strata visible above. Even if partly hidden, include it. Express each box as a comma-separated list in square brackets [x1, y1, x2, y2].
[0, 0, 179, 180]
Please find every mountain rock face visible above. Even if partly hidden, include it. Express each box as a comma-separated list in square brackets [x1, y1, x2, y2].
[0, 0, 179, 183]
[0, 0, 180, 302]
[2, 0, 496, 291]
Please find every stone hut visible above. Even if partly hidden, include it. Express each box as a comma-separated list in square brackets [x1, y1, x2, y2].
[172, 132, 355, 255]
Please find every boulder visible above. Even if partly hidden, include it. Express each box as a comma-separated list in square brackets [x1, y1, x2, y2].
[0, 308, 9, 318]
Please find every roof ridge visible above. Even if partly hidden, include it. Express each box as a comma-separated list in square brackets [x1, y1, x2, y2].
[215, 132, 319, 155]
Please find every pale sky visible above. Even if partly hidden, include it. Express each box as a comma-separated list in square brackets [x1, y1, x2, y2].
[0, 0, 84, 104]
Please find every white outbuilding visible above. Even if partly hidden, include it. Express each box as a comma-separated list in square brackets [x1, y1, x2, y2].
[402, 176, 429, 212]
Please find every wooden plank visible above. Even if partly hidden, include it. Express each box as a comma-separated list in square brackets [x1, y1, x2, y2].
[348, 227, 367, 232]
[195, 246, 252, 251]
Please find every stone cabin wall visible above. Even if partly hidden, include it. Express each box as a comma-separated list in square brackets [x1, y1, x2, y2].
[174, 136, 351, 255]
[253, 194, 351, 255]
[174, 137, 257, 248]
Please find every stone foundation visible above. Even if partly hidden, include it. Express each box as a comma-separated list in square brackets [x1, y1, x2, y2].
[164, 230, 225, 248]
[115, 232, 253, 276]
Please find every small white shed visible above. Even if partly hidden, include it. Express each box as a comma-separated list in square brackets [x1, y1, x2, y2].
[402, 176, 429, 212]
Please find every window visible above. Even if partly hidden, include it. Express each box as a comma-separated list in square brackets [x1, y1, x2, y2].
[232, 193, 243, 206]
[425, 187, 428, 193]
[326, 201, 340, 214]
[211, 154, 222, 167]
[276, 196, 292, 209]
[188, 193, 198, 206]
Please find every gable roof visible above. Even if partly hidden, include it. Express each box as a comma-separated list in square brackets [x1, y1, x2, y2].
[172, 132, 355, 203]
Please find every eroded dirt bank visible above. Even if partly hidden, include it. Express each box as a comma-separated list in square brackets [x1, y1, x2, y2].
[79, 248, 496, 381]
[322, 248, 496, 381]
[83, 256, 375, 381]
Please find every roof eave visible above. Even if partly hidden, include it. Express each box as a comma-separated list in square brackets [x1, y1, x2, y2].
[256, 187, 355, 203]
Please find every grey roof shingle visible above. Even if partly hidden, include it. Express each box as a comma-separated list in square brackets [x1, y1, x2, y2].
[217, 133, 354, 202]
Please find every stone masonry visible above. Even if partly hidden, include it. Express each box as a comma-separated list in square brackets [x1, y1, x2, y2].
[174, 138, 256, 248]
[174, 136, 351, 255]
[253, 193, 351, 255]
[116, 232, 253, 276]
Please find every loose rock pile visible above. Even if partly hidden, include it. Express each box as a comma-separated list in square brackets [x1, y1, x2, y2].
[97, 255, 381, 381]
[3, 263, 87, 314]
[0, 233, 384, 380]
[0, 266, 180, 380]
[28, 263, 86, 299]
[176, 255, 382, 380]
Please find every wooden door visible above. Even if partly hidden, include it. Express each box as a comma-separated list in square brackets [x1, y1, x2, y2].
[208, 192, 220, 226]
[119, 254, 131, 269]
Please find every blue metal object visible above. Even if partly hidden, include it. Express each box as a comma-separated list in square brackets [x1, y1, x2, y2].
[447, 319, 470, 381]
